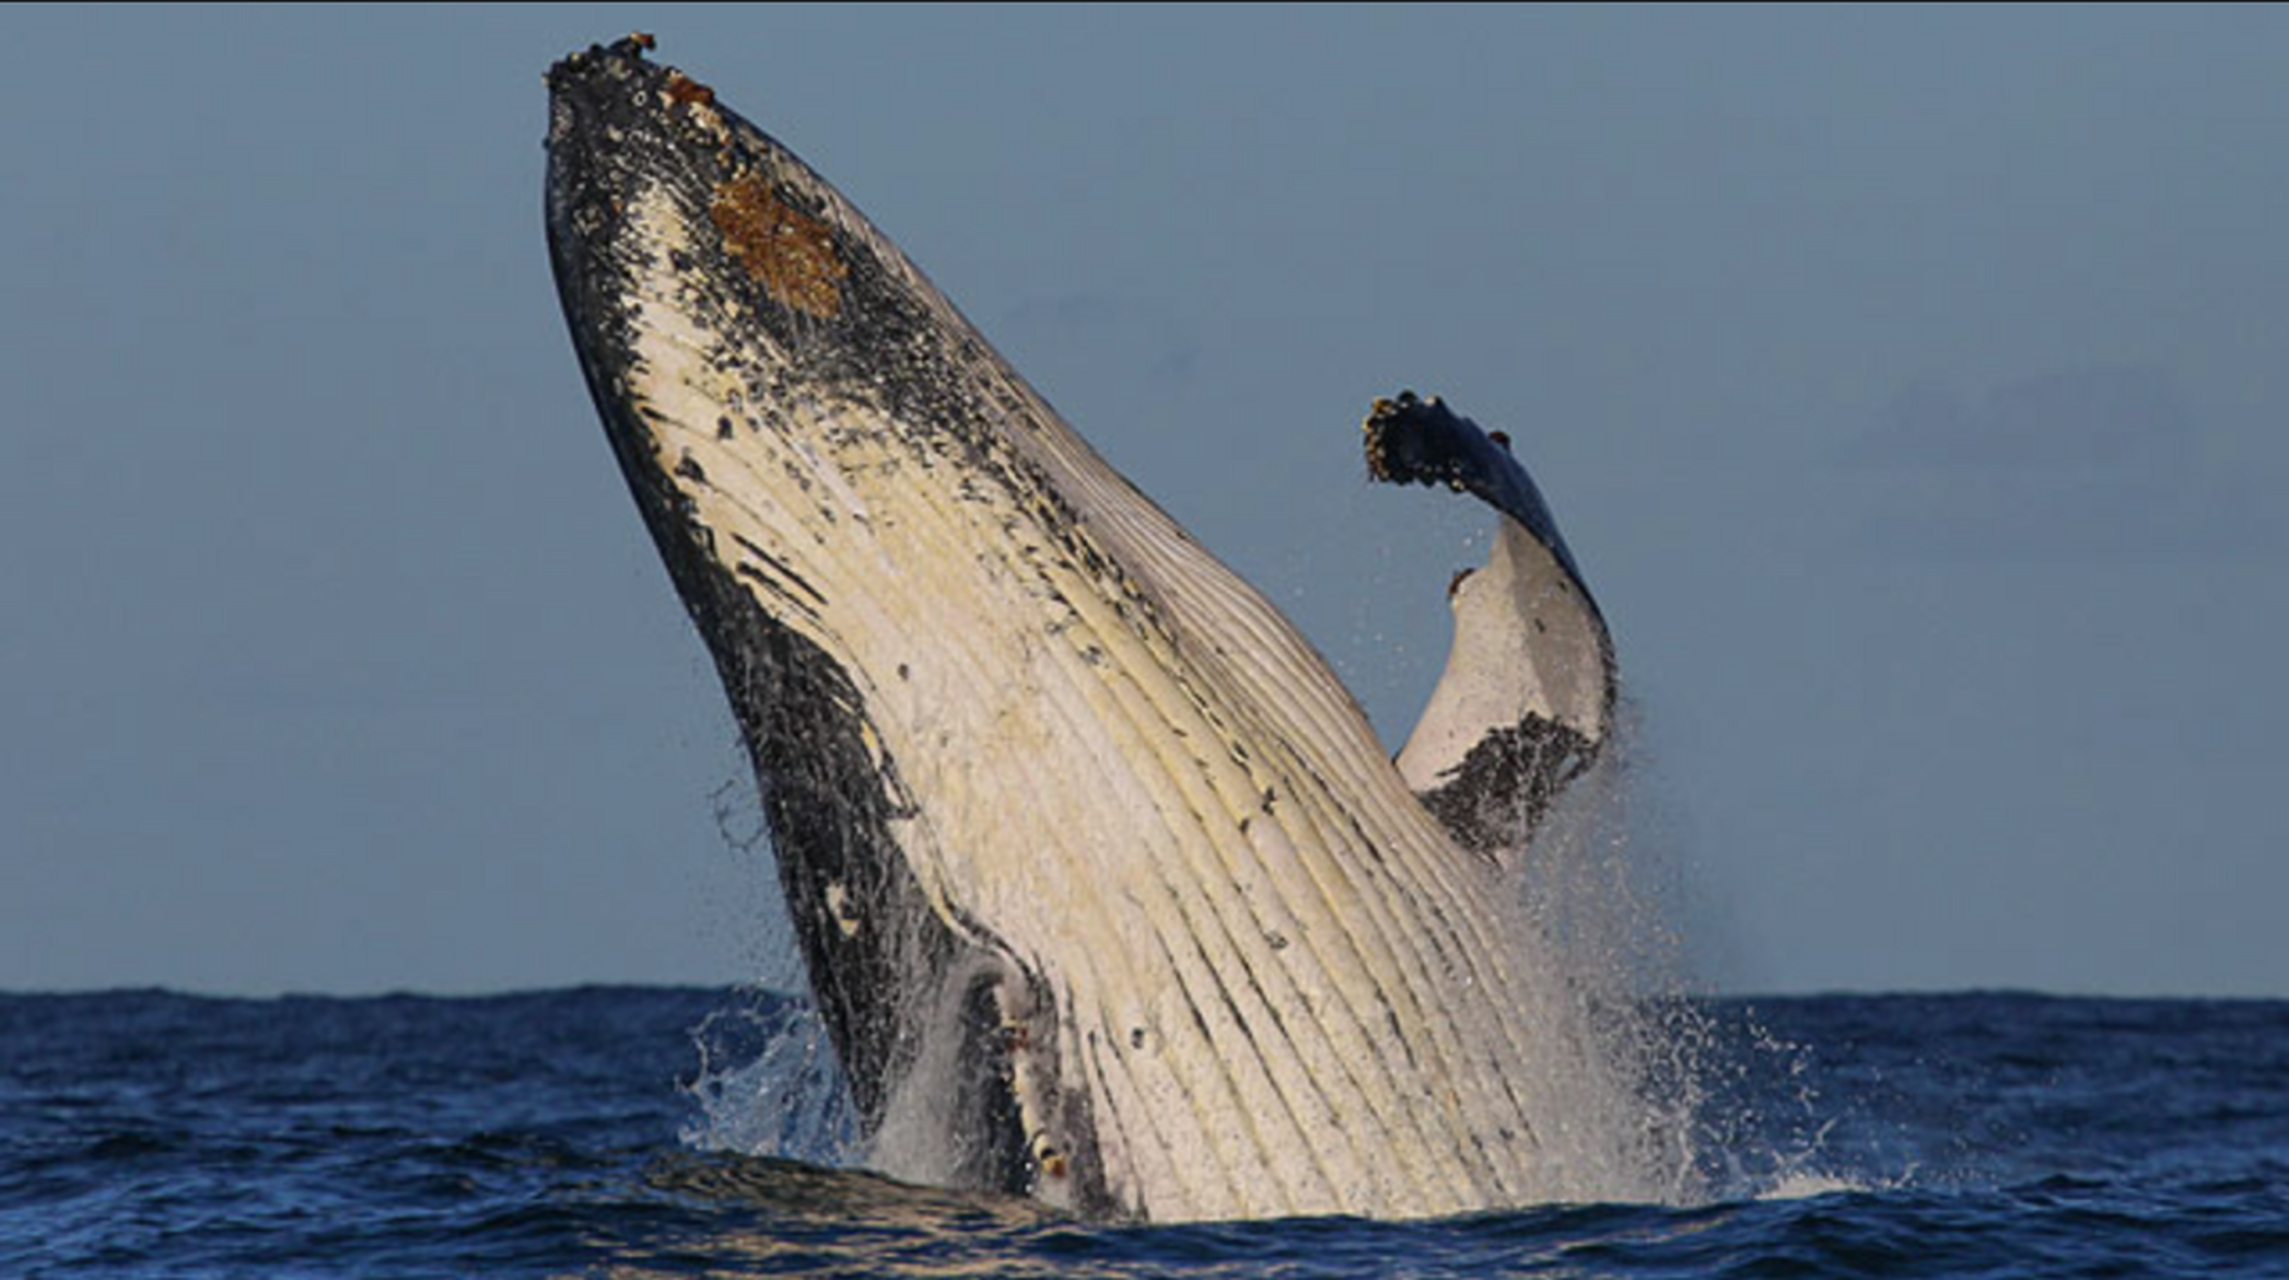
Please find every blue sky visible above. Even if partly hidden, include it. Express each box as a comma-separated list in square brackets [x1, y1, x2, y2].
[5, 6, 2284, 996]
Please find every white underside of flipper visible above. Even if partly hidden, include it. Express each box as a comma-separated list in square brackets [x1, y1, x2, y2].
[1398, 519, 1610, 796]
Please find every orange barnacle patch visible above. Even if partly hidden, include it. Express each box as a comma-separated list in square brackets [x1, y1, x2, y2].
[664, 70, 715, 107]
[710, 172, 848, 318]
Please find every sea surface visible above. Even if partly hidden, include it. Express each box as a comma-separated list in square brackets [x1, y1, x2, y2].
[4, 987, 2285, 1278]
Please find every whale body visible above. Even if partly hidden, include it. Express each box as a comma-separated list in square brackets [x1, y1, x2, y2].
[546, 36, 1657, 1221]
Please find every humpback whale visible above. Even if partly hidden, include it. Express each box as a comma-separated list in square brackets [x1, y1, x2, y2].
[546, 36, 1658, 1221]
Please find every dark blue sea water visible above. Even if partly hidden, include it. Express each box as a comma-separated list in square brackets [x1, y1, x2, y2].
[4, 987, 2285, 1278]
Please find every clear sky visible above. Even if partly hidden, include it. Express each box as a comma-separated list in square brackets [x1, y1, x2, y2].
[5, 6, 2284, 998]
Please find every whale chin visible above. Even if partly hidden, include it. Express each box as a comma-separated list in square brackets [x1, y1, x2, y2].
[546, 35, 1656, 1222]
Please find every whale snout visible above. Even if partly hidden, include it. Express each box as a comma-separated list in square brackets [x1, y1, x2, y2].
[543, 36, 719, 265]
[544, 34, 669, 144]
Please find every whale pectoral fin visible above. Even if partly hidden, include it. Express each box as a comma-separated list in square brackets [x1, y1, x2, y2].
[1365, 392, 1617, 859]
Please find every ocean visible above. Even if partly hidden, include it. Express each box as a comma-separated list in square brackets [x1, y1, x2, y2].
[4, 987, 2285, 1277]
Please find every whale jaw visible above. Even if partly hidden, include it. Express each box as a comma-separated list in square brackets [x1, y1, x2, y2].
[546, 38, 1116, 1213]
[547, 37, 1660, 1221]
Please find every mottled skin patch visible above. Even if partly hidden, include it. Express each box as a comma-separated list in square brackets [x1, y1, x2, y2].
[710, 171, 848, 317]
[664, 69, 714, 106]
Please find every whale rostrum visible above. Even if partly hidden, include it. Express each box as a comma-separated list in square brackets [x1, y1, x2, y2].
[546, 36, 1657, 1221]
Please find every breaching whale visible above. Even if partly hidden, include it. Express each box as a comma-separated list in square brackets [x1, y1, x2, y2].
[546, 36, 1653, 1221]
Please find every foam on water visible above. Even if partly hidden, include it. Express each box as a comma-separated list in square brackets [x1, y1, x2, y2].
[1757, 1170, 1879, 1200]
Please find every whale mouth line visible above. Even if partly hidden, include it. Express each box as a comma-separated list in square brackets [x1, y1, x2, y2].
[546, 33, 1647, 1222]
